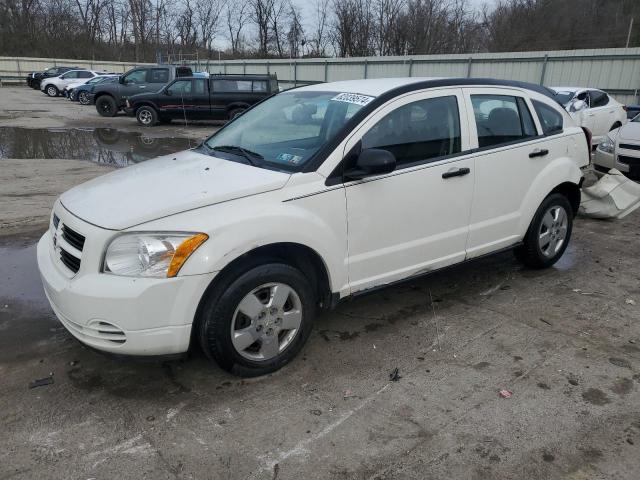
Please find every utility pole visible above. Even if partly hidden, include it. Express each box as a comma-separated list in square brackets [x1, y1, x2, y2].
[626, 17, 634, 49]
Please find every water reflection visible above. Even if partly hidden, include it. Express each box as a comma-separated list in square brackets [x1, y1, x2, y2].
[0, 127, 196, 167]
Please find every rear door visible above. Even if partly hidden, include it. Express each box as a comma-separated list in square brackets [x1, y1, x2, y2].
[343, 88, 475, 292]
[191, 78, 211, 119]
[147, 68, 170, 93]
[463, 87, 548, 258]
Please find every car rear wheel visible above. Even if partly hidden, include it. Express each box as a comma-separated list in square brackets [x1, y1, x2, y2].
[228, 108, 245, 121]
[45, 85, 58, 97]
[78, 91, 91, 105]
[198, 263, 316, 377]
[136, 106, 158, 126]
[515, 193, 573, 269]
[96, 96, 117, 117]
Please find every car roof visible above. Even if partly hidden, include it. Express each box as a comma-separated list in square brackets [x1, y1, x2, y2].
[295, 77, 557, 100]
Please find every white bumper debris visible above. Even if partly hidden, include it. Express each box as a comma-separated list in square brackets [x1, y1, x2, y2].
[579, 169, 640, 219]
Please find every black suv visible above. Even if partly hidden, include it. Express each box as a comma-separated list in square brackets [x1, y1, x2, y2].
[125, 74, 279, 126]
[91, 65, 193, 117]
[27, 66, 78, 89]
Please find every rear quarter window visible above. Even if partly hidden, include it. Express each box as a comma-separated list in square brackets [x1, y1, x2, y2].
[532, 100, 564, 135]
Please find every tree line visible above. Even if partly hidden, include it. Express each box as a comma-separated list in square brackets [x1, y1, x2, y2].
[0, 0, 638, 63]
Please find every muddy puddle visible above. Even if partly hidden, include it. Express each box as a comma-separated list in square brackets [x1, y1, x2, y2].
[0, 242, 46, 307]
[0, 127, 196, 167]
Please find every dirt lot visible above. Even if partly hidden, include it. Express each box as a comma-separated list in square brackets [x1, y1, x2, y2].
[1, 86, 640, 480]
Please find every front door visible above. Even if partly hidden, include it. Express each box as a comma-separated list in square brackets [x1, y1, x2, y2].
[343, 89, 475, 293]
[161, 79, 195, 119]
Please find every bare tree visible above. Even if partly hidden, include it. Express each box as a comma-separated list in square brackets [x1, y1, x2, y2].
[195, 0, 224, 52]
[287, 2, 304, 57]
[309, 0, 330, 56]
[225, 2, 250, 56]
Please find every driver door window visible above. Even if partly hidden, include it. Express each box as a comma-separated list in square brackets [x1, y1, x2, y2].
[361, 96, 461, 168]
[123, 70, 147, 84]
[167, 80, 192, 96]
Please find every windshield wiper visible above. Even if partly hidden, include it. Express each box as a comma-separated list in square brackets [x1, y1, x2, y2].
[211, 145, 263, 166]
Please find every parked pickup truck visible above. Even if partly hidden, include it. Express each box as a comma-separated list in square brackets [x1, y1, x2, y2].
[92, 65, 193, 117]
[125, 74, 278, 126]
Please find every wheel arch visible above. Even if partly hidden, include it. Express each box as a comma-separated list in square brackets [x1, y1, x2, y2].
[226, 102, 250, 113]
[549, 181, 581, 216]
[190, 241, 333, 347]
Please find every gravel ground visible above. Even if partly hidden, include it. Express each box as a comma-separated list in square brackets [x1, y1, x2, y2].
[1, 85, 640, 480]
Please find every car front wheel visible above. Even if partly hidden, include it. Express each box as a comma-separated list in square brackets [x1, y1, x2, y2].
[515, 193, 573, 269]
[199, 263, 316, 377]
[136, 106, 158, 126]
[45, 85, 58, 97]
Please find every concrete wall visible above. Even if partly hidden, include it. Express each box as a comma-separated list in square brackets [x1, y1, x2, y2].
[3, 48, 640, 103]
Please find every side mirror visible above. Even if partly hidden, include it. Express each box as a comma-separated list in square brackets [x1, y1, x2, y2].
[165, 88, 172, 96]
[344, 148, 396, 180]
[119, 76, 125, 84]
[571, 99, 587, 112]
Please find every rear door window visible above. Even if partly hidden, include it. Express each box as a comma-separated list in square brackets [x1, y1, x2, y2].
[532, 100, 564, 135]
[361, 95, 461, 168]
[194, 79, 207, 95]
[62, 71, 79, 79]
[213, 80, 254, 92]
[471, 94, 538, 148]
[77, 71, 93, 78]
[253, 80, 268, 92]
[149, 68, 169, 83]
[589, 90, 609, 108]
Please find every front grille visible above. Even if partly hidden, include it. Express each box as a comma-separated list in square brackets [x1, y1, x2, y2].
[53, 214, 60, 228]
[62, 225, 86, 251]
[619, 143, 640, 151]
[60, 248, 81, 273]
[617, 155, 640, 166]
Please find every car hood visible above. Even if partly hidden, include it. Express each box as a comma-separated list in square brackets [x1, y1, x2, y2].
[60, 149, 291, 230]
[616, 122, 640, 142]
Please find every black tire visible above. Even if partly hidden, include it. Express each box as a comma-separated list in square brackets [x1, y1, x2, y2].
[515, 193, 573, 269]
[45, 84, 59, 97]
[136, 105, 158, 126]
[198, 263, 317, 377]
[228, 108, 245, 121]
[96, 95, 118, 117]
[78, 91, 91, 105]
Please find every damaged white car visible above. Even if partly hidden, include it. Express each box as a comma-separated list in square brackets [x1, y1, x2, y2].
[551, 87, 627, 146]
[38, 78, 590, 376]
[594, 113, 640, 178]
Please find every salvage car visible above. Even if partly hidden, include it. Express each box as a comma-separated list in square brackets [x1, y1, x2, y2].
[92, 65, 193, 117]
[551, 87, 627, 146]
[125, 74, 278, 125]
[594, 113, 640, 178]
[41, 69, 103, 97]
[66, 75, 119, 103]
[38, 78, 589, 376]
[26, 66, 78, 89]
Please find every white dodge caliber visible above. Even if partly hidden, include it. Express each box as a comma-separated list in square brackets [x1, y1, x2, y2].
[38, 78, 590, 376]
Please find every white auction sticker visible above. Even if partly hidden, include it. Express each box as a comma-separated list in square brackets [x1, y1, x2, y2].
[331, 93, 375, 106]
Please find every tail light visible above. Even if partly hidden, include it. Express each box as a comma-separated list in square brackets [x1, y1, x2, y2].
[581, 127, 592, 160]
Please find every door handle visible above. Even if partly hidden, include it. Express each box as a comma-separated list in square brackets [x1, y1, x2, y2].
[442, 167, 470, 179]
[529, 148, 549, 158]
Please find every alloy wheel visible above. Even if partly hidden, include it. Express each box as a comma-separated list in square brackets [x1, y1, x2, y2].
[138, 110, 153, 125]
[538, 205, 568, 258]
[230, 283, 303, 361]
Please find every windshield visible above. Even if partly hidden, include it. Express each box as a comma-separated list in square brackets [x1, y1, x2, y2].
[632, 113, 640, 123]
[553, 90, 575, 106]
[203, 90, 372, 172]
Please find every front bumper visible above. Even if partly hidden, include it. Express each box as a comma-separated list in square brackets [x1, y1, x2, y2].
[594, 148, 640, 176]
[36, 214, 216, 356]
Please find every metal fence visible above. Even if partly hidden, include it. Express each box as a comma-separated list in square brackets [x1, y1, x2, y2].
[2, 47, 640, 103]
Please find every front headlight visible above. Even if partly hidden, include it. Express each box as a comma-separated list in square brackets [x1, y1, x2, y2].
[598, 136, 615, 154]
[103, 232, 208, 278]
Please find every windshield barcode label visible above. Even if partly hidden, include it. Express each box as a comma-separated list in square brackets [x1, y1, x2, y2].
[331, 93, 375, 106]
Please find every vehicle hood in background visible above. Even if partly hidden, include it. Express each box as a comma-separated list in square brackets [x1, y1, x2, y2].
[617, 122, 640, 142]
[60, 150, 291, 230]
